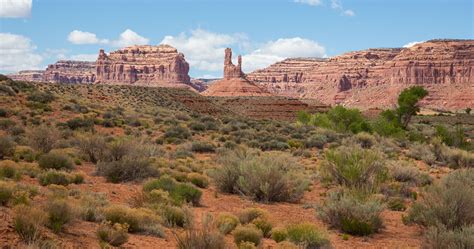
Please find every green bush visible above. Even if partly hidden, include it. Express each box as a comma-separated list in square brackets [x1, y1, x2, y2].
[321, 146, 387, 193]
[286, 222, 331, 248]
[318, 192, 384, 236]
[405, 169, 474, 230]
[233, 224, 263, 246]
[38, 152, 74, 170]
[191, 141, 216, 153]
[164, 125, 191, 141]
[77, 135, 108, 163]
[216, 213, 240, 234]
[252, 217, 273, 238]
[212, 149, 308, 202]
[161, 205, 191, 227]
[103, 205, 164, 236]
[97, 222, 129, 247]
[97, 158, 158, 183]
[187, 173, 209, 188]
[45, 199, 73, 233]
[271, 227, 288, 242]
[39, 170, 71, 186]
[64, 117, 94, 131]
[0, 181, 13, 205]
[423, 225, 474, 249]
[353, 132, 377, 148]
[143, 175, 177, 192]
[170, 183, 202, 206]
[0, 136, 15, 159]
[0, 160, 19, 179]
[27, 91, 55, 104]
[304, 134, 328, 149]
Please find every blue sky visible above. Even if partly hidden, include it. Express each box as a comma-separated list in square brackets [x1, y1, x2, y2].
[1, 0, 472, 77]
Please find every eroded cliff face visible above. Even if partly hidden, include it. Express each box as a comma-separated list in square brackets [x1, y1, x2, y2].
[247, 40, 474, 110]
[8, 70, 45, 82]
[43, 61, 96, 84]
[95, 45, 191, 87]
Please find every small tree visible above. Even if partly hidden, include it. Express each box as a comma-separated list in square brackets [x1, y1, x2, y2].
[396, 86, 428, 129]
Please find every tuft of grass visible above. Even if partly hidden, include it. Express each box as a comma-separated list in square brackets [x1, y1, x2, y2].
[97, 221, 129, 247]
[38, 152, 74, 171]
[286, 222, 331, 248]
[13, 205, 46, 243]
[233, 224, 263, 247]
[216, 213, 240, 234]
[175, 214, 226, 249]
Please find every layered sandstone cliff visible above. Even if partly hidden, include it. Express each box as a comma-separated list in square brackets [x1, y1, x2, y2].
[247, 40, 474, 110]
[43, 60, 96, 83]
[203, 48, 271, 96]
[95, 45, 191, 87]
[8, 70, 45, 82]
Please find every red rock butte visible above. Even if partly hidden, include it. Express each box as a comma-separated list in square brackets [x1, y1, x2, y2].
[202, 48, 272, 97]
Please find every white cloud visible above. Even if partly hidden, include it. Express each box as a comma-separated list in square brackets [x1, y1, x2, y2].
[343, 9, 355, 16]
[68, 30, 108, 45]
[293, 0, 322, 6]
[110, 29, 149, 47]
[67, 29, 148, 47]
[330, 0, 356, 16]
[242, 37, 326, 72]
[0, 0, 32, 18]
[403, 41, 425, 48]
[161, 29, 248, 71]
[0, 33, 42, 72]
[69, 54, 98, 61]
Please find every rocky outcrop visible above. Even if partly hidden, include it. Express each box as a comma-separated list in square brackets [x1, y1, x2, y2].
[95, 45, 191, 88]
[8, 70, 45, 82]
[203, 48, 271, 96]
[247, 40, 474, 110]
[43, 61, 96, 83]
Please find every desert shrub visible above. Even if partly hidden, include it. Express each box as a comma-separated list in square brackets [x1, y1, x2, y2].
[0, 118, 16, 130]
[13, 205, 46, 243]
[191, 141, 216, 153]
[423, 225, 474, 249]
[78, 192, 108, 222]
[97, 158, 158, 183]
[435, 125, 469, 149]
[233, 224, 263, 246]
[286, 222, 331, 248]
[161, 205, 192, 227]
[103, 205, 164, 236]
[405, 169, 474, 230]
[216, 213, 240, 234]
[38, 170, 70, 186]
[388, 160, 432, 186]
[143, 176, 201, 206]
[0, 136, 15, 159]
[63, 117, 94, 131]
[387, 197, 406, 211]
[406, 142, 436, 165]
[304, 134, 328, 149]
[271, 227, 288, 242]
[276, 241, 299, 249]
[238, 208, 268, 224]
[442, 147, 474, 169]
[45, 199, 73, 233]
[353, 132, 377, 148]
[175, 214, 226, 249]
[78, 135, 108, 163]
[321, 146, 387, 193]
[28, 126, 59, 153]
[172, 145, 195, 159]
[97, 221, 129, 247]
[27, 91, 55, 104]
[164, 125, 191, 142]
[187, 172, 209, 188]
[38, 152, 74, 170]
[0, 181, 13, 205]
[317, 192, 384, 236]
[0, 160, 19, 179]
[13, 146, 36, 162]
[170, 183, 202, 206]
[252, 217, 273, 238]
[213, 149, 308, 202]
[189, 121, 206, 131]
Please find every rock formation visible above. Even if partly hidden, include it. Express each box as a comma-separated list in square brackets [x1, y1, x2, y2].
[8, 70, 45, 82]
[203, 48, 271, 96]
[247, 39, 474, 111]
[95, 45, 191, 88]
[43, 60, 96, 83]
